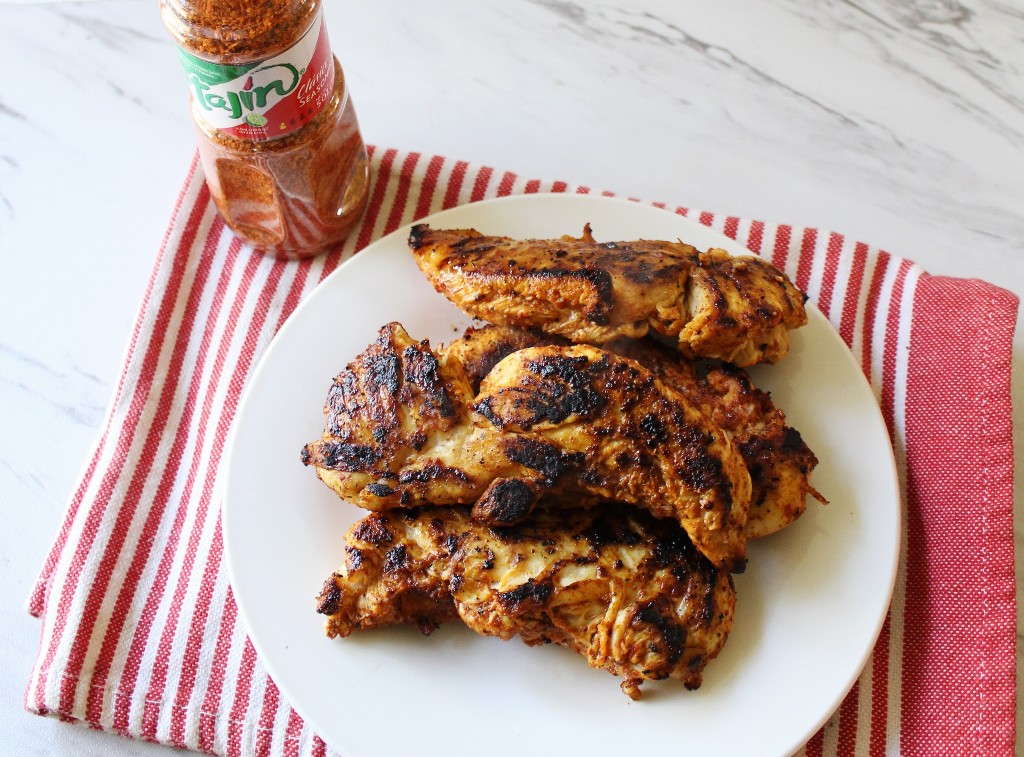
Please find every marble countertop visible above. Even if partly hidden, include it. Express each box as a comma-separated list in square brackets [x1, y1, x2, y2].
[2, 0, 1020, 754]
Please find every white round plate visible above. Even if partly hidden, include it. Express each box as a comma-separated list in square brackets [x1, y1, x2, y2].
[223, 193, 900, 757]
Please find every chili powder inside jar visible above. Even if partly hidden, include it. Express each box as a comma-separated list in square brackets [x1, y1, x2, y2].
[161, 0, 370, 260]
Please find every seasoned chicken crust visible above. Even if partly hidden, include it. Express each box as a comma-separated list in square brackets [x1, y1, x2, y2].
[302, 322, 751, 572]
[409, 224, 808, 367]
[317, 505, 736, 699]
[441, 325, 825, 538]
[604, 336, 827, 536]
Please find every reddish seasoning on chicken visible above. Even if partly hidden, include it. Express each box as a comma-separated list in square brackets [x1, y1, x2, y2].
[161, 0, 370, 259]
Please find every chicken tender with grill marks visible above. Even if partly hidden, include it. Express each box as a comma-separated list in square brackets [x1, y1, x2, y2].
[301, 324, 751, 571]
[408, 224, 807, 366]
[300, 322, 586, 514]
[299, 321, 487, 509]
[317, 506, 736, 698]
[441, 324, 823, 539]
[410, 223, 698, 344]
[605, 337, 827, 538]
[474, 344, 750, 571]
[316, 510, 458, 638]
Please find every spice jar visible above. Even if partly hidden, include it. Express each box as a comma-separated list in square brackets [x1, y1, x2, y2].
[161, 0, 370, 259]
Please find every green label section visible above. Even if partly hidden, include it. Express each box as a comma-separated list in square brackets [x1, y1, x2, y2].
[176, 49, 260, 86]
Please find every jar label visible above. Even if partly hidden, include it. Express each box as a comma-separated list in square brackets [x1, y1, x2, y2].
[176, 10, 335, 141]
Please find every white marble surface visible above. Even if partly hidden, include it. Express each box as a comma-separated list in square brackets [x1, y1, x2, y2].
[1, 0, 1020, 754]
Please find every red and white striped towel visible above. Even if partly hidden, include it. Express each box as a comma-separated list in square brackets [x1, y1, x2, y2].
[26, 147, 1018, 756]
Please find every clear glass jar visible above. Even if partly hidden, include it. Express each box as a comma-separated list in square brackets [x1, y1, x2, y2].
[161, 0, 369, 259]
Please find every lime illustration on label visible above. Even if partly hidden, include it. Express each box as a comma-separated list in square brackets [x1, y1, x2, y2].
[176, 9, 335, 141]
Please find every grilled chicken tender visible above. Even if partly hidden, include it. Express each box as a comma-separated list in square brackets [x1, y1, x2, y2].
[301, 321, 527, 510]
[317, 506, 736, 699]
[474, 344, 750, 570]
[408, 223, 808, 366]
[301, 322, 751, 571]
[441, 325, 824, 539]
[606, 337, 827, 538]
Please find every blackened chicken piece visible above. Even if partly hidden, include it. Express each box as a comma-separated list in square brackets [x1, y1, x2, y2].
[475, 344, 751, 572]
[301, 322, 575, 518]
[441, 325, 824, 539]
[316, 510, 459, 638]
[410, 223, 697, 345]
[606, 337, 827, 538]
[300, 321, 485, 510]
[318, 506, 736, 699]
[302, 324, 751, 572]
[409, 224, 807, 367]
